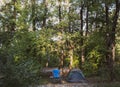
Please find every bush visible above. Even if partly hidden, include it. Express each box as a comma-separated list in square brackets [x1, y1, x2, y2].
[83, 62, 98, 77]
[1, 59, 40, 87]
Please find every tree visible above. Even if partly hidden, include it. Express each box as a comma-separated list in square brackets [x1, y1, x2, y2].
[42, 0, 48, 28]
[31, 0, 36, 31]
[105, 0, 120, 80]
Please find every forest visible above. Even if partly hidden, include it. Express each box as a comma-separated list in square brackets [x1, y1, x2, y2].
[0, 0, 120, 87]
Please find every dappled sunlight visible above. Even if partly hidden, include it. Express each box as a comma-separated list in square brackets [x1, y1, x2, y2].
[0, 0, 120, 87]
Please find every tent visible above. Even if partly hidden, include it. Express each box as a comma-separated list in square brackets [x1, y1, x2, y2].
[66, 69, 87, 83]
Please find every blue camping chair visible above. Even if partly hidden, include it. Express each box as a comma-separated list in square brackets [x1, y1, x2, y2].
[51, 69, 61, 83]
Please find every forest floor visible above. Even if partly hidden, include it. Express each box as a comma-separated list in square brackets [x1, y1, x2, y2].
[87, 77, 120, 87]
[37, 76, 120, 87]
[39, 68, 120, 87]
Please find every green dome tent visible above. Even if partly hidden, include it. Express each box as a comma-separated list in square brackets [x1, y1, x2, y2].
[66, 69, 87, 83]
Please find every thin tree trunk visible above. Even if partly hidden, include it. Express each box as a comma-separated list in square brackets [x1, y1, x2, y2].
[80, 4, 85, 68]
[60, 49, 64, 75]
[85, 3, 89, 36]
[95, 13, 98, 29]
[12, 0, 16, 32]
[105, 2, 109, 31]
[42, 0, 47, 28]
[58, 0, 64, 75]
[32, 0, 36, 31]
[84, 2, 89, 62]
[67, 6, 74, 69]
[105, 1, 109, 64]
[69, 48, 73, 69]
[58, 0, 62, 22]
[68, 7, 71, 32]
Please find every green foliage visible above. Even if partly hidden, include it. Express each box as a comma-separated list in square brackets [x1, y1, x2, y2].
[0, 0, 120, 86]
[2, 59, 40, 87]
[83, 31, 106, 76]
[0, 30, 41, 87]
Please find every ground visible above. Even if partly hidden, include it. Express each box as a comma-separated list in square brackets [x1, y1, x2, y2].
[37, 76, 120, 87]
[38, 68, 120, 87]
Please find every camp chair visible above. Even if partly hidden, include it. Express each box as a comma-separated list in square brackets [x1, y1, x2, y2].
[51, 69, 61, 83]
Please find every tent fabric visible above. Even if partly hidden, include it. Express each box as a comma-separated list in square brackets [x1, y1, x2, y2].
[66, 69, 86, 83]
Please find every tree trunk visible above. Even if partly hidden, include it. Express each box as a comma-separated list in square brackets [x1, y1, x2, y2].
[80, 4, 85, 68]
[32, 0, 36, 31]
[58, 0, 62, 22]
[68, 7, 71, 32]
[60, 49, 64, 75]
[42, 0, 47, 28]
[58, 0, 64, 74]
[69, 49, 73, 69]
[106, 0, 120, 81]
[12, 0, 16, 32]
[85, 3, 89, 36]
[111, 0, 120, 61]
[105, 2, 109, 31]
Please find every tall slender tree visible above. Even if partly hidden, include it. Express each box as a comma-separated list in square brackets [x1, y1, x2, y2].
[105, 0, 120, 80]
[85, 1, 89, 36]
[42, 0, 48, 28]
[80, 1, 85, 68]
[12, 0, 16, 31]
[31, 0, 36, 31]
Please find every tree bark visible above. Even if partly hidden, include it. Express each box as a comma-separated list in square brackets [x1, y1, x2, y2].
[58, 0, 62, 22]
[112, 0, 120, 60]
[80, 4, 85, 68]
[12, 0, 16, 32]
[105, 1, 109, 33]
[32, 0, 36, 31]
[85, 3, 89, 36]
[60, 48, 64, 75]
[106, 0, 120, 81]
[42, 0, 47, 28]
[68, 7, 71, 32]
[69, 49, 73, 69]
